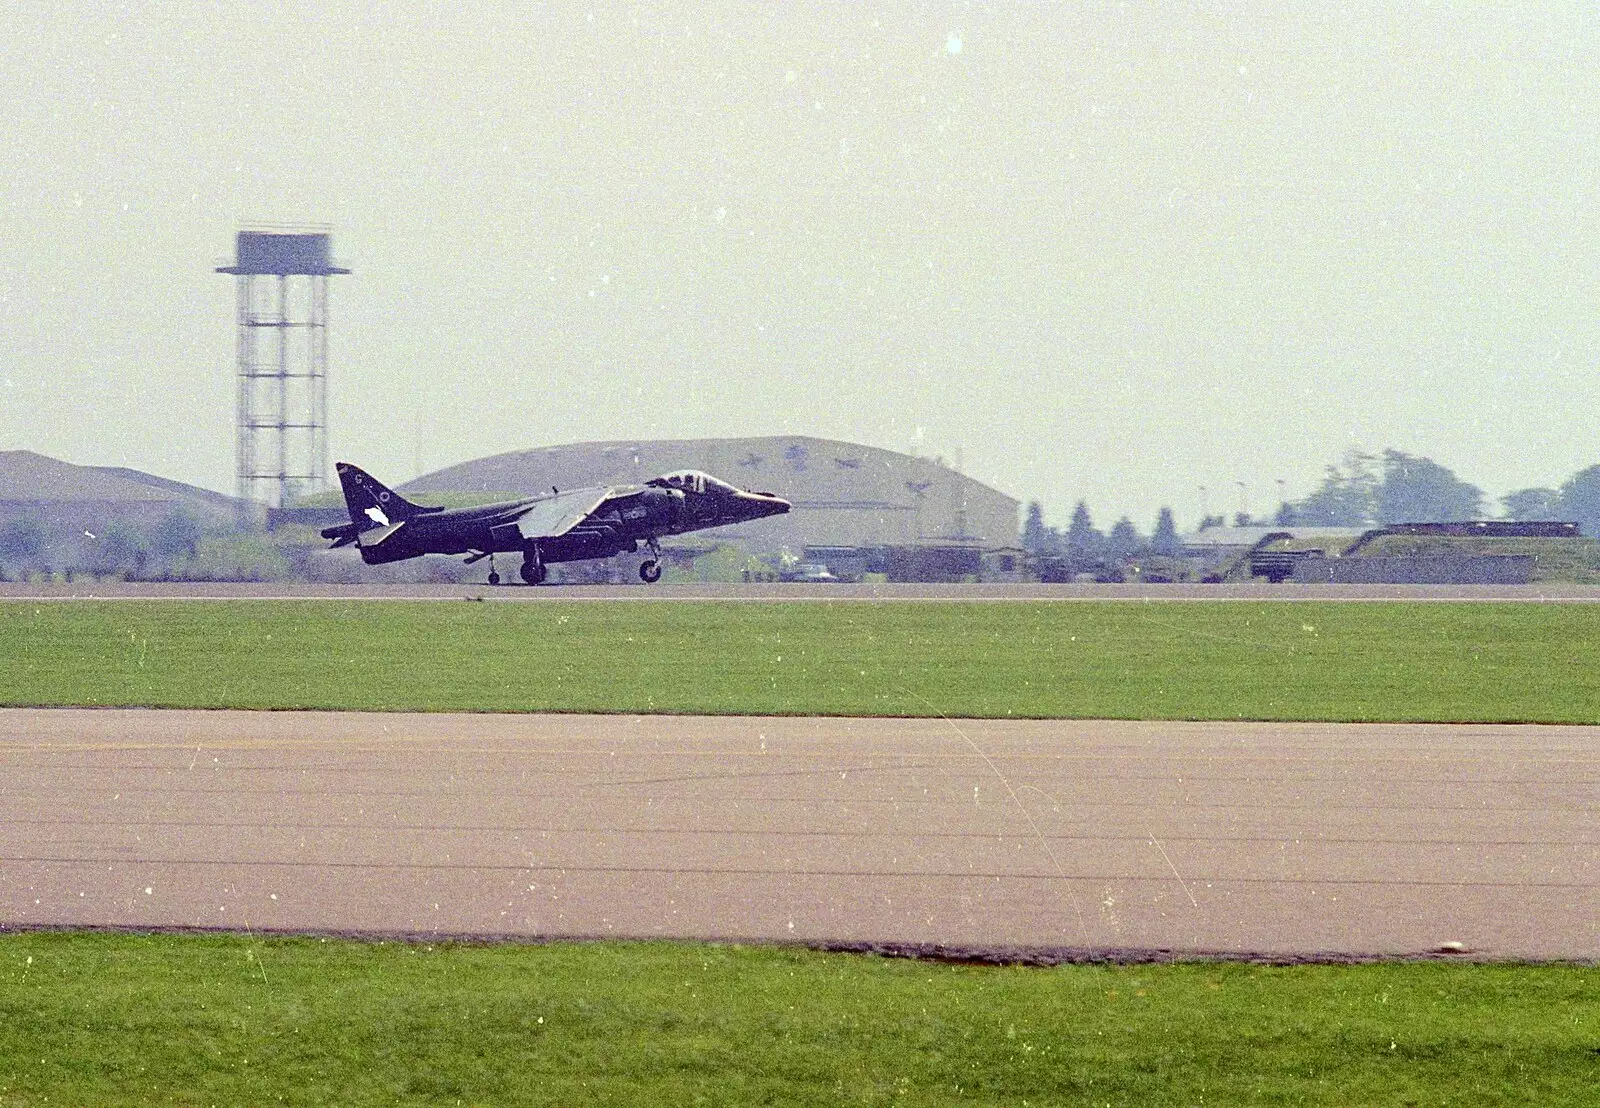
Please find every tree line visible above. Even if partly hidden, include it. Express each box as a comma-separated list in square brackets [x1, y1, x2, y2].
[1024, 449, 1600, 573]
[1021, 501, 1184, 578]
[1279, 449, 1600, 534]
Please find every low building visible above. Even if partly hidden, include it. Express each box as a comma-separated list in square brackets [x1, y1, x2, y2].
[1183, 524, 1369, 581]
[1182, 524, 1369, 561]
[882, 544, 982, 582]
[981, 546, 1028, 583]
[1292, 555, 1535, 585]
[1206, 520, 1585, 583]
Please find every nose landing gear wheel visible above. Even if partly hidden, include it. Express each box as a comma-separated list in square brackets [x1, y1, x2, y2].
[639, 559, 662, 583]
[487, 553, 500, 586]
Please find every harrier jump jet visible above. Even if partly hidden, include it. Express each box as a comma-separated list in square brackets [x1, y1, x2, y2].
[321, 462, 790, 584]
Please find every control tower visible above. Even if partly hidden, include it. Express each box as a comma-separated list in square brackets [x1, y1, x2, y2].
[216, 228, 349, 508]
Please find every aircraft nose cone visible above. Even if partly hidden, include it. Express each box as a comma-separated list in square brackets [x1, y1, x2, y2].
[739, 492, 790, 518]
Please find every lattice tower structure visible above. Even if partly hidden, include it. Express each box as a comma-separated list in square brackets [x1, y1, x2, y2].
[216, 229, 349, 508]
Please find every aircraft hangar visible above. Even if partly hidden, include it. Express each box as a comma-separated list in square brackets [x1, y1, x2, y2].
[399, 436, 1020, 553]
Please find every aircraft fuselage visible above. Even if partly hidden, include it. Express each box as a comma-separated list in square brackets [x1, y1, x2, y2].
[357, 484, 683, 565]
[332, 470, 791, 580]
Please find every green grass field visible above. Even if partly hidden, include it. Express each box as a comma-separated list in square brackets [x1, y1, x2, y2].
[3, 598, 1600, 721]
[1, 933, 1594, 1107]
[5, 599, 1596, 1103]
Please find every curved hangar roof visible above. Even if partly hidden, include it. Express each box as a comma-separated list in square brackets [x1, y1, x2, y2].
[401, 437, 1019, 551]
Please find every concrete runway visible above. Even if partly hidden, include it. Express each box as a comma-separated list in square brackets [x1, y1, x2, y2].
[5, 581, 1600, 602]
[2, 709, 1594, 960]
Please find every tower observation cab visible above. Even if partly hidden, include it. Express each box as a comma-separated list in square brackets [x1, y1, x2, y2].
[216, 228, 350, 508]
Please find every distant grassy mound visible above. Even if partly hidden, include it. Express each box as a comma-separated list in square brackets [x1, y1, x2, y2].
[1221, 532, 1600, 583]
[4, 599, 1600, 722]
[1357, 533, 1600, 583]
[1, 933, 1594, 1107]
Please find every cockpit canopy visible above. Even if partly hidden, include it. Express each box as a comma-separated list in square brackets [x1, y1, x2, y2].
[647, 470, 741, 496]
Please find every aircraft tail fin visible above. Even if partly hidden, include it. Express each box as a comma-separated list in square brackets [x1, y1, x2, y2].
[334, 462, 437, 530]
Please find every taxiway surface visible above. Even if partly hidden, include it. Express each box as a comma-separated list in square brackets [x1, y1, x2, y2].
[2, 709, 1593, 960]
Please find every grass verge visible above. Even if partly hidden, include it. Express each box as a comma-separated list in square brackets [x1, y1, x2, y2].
[3, 599, 1600, 721]
[1, 933, 1595, 1107]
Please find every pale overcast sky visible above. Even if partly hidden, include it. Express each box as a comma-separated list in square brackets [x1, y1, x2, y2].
[3, 3, 1597, 528]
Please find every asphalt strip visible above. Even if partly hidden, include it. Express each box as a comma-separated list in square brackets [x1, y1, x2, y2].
[2, 709, 1594, 962]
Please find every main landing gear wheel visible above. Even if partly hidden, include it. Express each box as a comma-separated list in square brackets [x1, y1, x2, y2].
[639, 537, 663, 583]
[520, 556, 546, 585]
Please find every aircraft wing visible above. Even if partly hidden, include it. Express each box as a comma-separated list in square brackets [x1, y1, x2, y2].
[511, 489, 612, 541]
